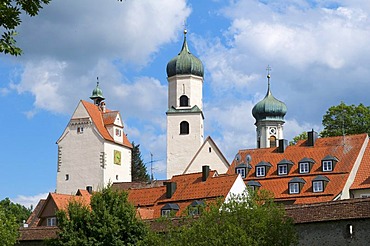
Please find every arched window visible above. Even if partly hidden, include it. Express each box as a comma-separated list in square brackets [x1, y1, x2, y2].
[270, 136, 277, 148]
[180, 121, 189, 135]
[179, 95, 189, 107]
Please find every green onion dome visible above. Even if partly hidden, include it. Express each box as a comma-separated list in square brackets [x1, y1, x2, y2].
[166, 29, 204, 78]
[90, 80, 105, 101]
[252, 74, 287, 122]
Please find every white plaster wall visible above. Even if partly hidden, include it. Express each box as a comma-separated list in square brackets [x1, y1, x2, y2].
[71, 101, 89, 119]
[256, 121, 284, 148]
[224, 175, 247, 203]
[168, 75, 203, 109]
[103, 142, 132, 185]
[167, 113, 204, 179]
[56, 123, 104, 194]
[185, 141, 229, 174]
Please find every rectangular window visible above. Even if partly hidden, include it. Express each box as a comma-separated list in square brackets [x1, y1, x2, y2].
[322, 161, 333, 171]
[161, 210, 171, 217]
[188, 207, 199, 216]
[299, 162, 309, 173]
[313, 181, 323, 192]
[115, 129, 122, 137]
[278, 165, 287, 175]
[236, 168, 246, 178]
[47, 217, 57, 226]
[256, 166, 266, 177]
[289, 183, 299, 194]
[77, 127, 84, 134]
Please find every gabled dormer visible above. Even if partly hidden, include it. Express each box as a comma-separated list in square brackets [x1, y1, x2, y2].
[277, 159, 294, 176]
[235, 163, 252, 178]
[247, 180, 262, 191]
[312, 175, 330, 193]
[255, 161, 272, 177]
[298, 157, 315, 174]
[288, 177, 306, 194]
[103, 111, 125, 143]
[321, 155, 339, 172]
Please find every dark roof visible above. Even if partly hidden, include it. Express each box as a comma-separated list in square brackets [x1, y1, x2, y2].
[299, 157, 315, 163]
[162, 203, 180, 210]
[255, 161, 272, 167]
[289, 177, 306, 184]
[247, 180, 262, 187]
[312, 175, 330, 182]
[277, 159, 294, 165]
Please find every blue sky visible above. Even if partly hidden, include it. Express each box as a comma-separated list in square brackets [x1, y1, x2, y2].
[1, 0, 370, 208]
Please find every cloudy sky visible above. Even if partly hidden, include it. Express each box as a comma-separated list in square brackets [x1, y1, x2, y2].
[1, 0, 370, 208]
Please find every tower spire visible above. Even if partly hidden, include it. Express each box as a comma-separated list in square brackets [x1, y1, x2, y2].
[266, 65, 272, 95]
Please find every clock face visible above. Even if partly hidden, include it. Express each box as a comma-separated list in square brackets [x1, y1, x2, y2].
[114, 150, 121, 165]
[269, 127, 277, 135]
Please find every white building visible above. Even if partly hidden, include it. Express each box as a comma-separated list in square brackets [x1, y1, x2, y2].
[166, 30, 229, 178]
[56, 83, 132, 194]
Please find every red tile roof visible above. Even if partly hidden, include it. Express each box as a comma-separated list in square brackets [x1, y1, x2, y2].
[127, 171, 240, 219]
[351, 141, 370, 190]
[19, 226, 59, 241]
[81, 100, 132, 148]
[227, 134, 368, 204]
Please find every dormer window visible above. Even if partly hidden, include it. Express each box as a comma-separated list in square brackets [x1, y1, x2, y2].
[298, 158, 315, 174]
[235, 163, 252, 179]
[115, 129, 122, 137]
[277, 159, 294, 176]
[188, 200, 205, 216]
[161, 203, 179, 217]
[312, 175, 330, 193]
[321, 155, 339, 172]
[247, 180, 262, 191]
[288, 177, 306, 194]
[255, 161, 272, 177]
[179, 95, 189, 107]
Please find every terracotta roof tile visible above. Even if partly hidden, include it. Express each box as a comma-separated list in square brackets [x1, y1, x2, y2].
[19, 226, 59, 241]
[81, 100, 132, 148]
[351, 140, 370, 190]
[26, 199, 45, 227]
[227, 134, 368, 204]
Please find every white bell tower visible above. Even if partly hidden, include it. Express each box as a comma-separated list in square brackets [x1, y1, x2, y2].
[166, 29, 204, 178]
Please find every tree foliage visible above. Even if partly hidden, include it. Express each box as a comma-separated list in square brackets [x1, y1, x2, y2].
[321, 102, 370, 137]
[142, 190, 298, 246]
[289, 131, 308, 145]
[131, 142, 150, 182]
[0, 206, 19, 246]
[0, 0, 51, 56]
[0, 198, 32, 224]
[48, 185, 147, 246]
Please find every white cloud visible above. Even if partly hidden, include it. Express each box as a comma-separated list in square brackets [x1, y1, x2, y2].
[11, 193, 49, 210]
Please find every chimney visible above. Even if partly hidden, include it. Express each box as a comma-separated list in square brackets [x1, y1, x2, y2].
[278, 139, 288, 153]
[86, 186, 93, 194]
[166, 182, 177, 198]
[202, 165, 210, 182]
[307, 129, 318, 147]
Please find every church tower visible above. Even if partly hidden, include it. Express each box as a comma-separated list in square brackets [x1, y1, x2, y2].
[166, 29, 204, 179]
[252, 68, 287, 148]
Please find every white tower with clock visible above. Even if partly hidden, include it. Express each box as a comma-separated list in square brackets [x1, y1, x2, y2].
[56, 81, 132, 194]
[252, 68, 287, 148]
[166, 30, 205, 179]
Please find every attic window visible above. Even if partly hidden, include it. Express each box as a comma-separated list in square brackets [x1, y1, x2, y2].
[247, 180, 262, 191]
[235, 163, 252, 179]
[312, 175, 330, 193]
[278, 165, 287, 175]
[236, 168, 246, 178]
[255, 161, 272, 177]
[188, 200, 205, 216]
[47, 217, 57, 227]
[115, 129, 122, 137]
[321, 155, 339, 172]
[161, 203, 180, 217]
[298, 157, 315, 174]
[288, 177, 306, 194]
[77, 127, 84, 134]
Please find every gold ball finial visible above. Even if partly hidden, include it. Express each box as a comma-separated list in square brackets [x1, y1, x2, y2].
[267, 74, 271, 79]
[184, 28, 188, 35]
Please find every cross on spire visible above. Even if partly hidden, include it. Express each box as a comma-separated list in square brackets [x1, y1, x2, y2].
[183, 19, 188, 35]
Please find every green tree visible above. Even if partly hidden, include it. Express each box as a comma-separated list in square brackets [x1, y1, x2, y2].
[0, 0, 51, 56]
[49, 185, 147, 245]
[0, 206, 19, 246]
[143, 190, 298, 246]
[0, 198, 32, 224]
[289, 131, 308, 145]
[321, 102, 370, 137]
[131, 142, 150, 182]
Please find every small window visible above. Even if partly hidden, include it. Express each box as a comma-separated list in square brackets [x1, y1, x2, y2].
[236, 168, 246, 178]
[188, 206, 200, 216]
[161, 210, 171, 217]
[65, 174, 69, 181]
[47, 217, 57, 227]
[209, 147, 212, 153]
[313, 181, 323, 192]
[115, 129, 121, 137]
[270, 136, 276, 147]
[278, 165, 287, 175]
[322, 161, 332, 172]
[256, 166, 265, 177]
[116, 175, 119, 180]
[180, 121, 189, 135]
[179, 95, 189, 107]
[299, 162, 309, 174]
[289, 183, 299, 194]
[77, 127, 84, 134]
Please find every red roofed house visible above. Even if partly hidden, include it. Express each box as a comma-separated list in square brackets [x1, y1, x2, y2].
[120, 166, 246, 219]
[56, 82, 132, 194]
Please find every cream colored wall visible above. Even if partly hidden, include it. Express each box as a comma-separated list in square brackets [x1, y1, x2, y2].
[103, 142, 132, 184]
[352, 189, 370, 198]
[256, 121, 284, 148]
[168, 75, 203, 110]
[185, 140, 229, 174]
